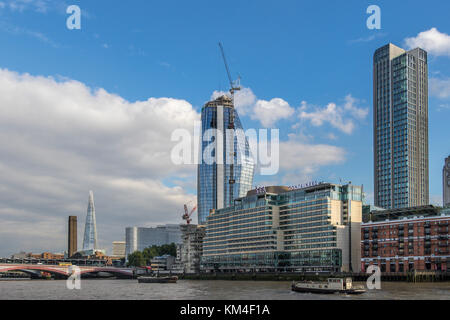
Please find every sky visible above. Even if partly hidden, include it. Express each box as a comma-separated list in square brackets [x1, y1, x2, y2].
[0, 0, 449, 257]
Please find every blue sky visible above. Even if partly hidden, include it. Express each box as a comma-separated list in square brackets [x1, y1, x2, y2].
[0, 0, 449, 255]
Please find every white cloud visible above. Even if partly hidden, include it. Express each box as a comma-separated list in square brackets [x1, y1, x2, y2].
[404, 28, 450, 57]
[4, 0, 50, 13]
[430, 77, 450, 99]
[0, 69, 200, 256]
[211, 87, 294, 127]
[211, 87, 256, 116]
[298, 95, 368, 134]
[251, 98, 295, 128]
[274, 134, 346, 184]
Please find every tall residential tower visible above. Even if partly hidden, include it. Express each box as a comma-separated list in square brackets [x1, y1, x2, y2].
[373, 43, 429, 209]
[444, 156, 450, 207]
[82, 191, 98, 250]
[197, 95, 255, 224]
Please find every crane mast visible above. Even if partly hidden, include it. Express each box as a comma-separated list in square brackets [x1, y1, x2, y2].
[218, 42, 240, 207]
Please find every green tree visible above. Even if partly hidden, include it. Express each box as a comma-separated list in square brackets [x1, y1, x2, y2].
[140, 243, 177, 265]
[127, 251, 146, 267]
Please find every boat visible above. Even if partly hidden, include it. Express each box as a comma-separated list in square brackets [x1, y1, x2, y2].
[291, 277, 366, 295]
[137, 275, 178, 283]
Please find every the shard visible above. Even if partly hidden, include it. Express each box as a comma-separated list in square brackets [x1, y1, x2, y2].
[82, 190, 98, 250]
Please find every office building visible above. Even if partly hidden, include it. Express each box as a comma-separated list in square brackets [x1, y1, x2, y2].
[373, 43, 429, 209]
[68, 216, 77, 257]
[197, 95, 255, 224]
[201, 183, 363, 273]
[125, 224, 182, 258]
[112, 241, 126, 258]
[444, 156, 450, 207]
[361, 206, 449, 272]
[82, 191, 98, 250]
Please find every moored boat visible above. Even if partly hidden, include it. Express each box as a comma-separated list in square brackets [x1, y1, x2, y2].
[291, 277, 366, 295]
[137, 275, 178, 283]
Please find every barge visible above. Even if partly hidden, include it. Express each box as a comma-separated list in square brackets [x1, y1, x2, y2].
[137, 275, 178, 283]
[291, 277, 366, 295]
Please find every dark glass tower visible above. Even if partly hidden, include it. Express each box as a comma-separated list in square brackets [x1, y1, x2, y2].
[373, 43, 429, 209]
[197, 95, 254, 224]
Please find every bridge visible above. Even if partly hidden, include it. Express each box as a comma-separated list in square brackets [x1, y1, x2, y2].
[0, 263, 134, 279]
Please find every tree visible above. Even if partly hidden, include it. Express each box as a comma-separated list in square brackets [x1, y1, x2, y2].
[127, 251, 146, 267]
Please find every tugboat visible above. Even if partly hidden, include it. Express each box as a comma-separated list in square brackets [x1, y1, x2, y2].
[137, 275, 178, 283]
[291, 277, 366, 295]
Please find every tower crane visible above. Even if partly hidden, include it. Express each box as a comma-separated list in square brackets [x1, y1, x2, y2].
[182, 202, 197, 224]
[218, 42, 240, 207]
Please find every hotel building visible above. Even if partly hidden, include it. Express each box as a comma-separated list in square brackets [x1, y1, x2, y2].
[361, 206, 449, 272]
[201, 183, 363, 273]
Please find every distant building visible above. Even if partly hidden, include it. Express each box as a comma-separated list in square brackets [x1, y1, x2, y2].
[201, 183, 363, 273]
[82, 191, 98, 250]
[112, 241, 126, 258]
[41, 252, 65, 260]
[179, 224, 205, 273]
[444, 156, 450, 207]
[10, 252, 28, 260]
[361, 205, 449, 272]
[68, 216, 77, 257]
[150, 255, 176, 271]
[125, 224, 182, 258]
[373, 43, 429, 209]
[197, 95, 255, 224]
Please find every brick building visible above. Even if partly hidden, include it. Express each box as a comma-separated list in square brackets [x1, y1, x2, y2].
[361, 206, 449, 272]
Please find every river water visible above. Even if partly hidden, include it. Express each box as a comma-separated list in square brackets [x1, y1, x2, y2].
[0, 280, 449, 300]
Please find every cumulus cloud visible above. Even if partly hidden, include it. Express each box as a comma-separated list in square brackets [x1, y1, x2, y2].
[274, 134, 346, 184]
[298, 95, 368, 134]
[404, 28, 450, 57]
[430, 77, 450, 99]
[251, 98, 295, 128]
[0, 69, 199, 256]
[211, 87, 294, 127]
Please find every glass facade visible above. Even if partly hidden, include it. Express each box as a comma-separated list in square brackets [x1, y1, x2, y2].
[373, 44, 429, 209]
[197, 95, 255, 224]
[125, 224, 182, 258]
[201, 184, 363, 272]
[82, 191, 98, 251]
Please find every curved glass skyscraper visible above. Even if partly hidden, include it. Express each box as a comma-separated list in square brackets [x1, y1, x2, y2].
[197, 95, 255, 224]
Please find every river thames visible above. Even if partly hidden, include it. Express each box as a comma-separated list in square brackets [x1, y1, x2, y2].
[0, 280, 449, 300]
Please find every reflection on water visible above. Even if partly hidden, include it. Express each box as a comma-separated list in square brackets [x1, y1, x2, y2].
[0, 280, 449, 300]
